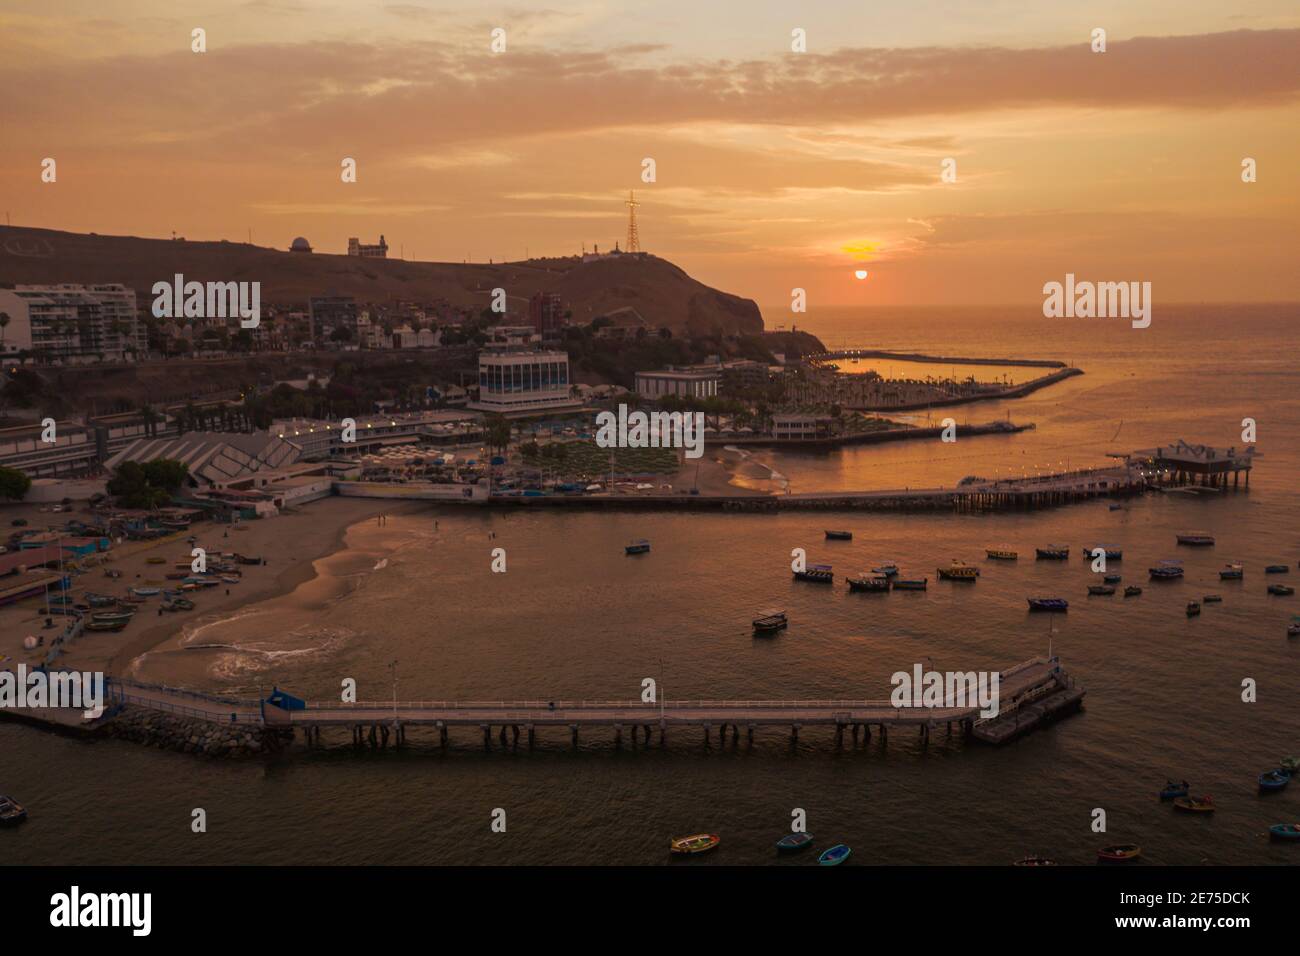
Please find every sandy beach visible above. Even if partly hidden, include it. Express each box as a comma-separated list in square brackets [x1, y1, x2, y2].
[0, 496, 424, 678]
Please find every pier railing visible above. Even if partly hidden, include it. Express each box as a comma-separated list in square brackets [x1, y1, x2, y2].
[297, 698, 907, 711]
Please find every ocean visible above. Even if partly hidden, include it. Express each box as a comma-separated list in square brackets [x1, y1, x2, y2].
[4, 303, 1298, 865]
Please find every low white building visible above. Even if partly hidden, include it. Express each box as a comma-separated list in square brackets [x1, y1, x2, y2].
[634, 366, 720, 400]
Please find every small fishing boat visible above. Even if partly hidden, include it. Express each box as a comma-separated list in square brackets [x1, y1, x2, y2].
[104, 568, 122, 579]
[118, 594, 146, 604]
[775, 833, 815, 852]
[1289, 620, 1300, 638]
[1036, 546, 1069, 560]
[1098, 844, 1141, 862]
[872, 562, 900, 577]
[145, 556, 166, 565]
[85, 619, 128, 633]
[985, 548, 1018, 560]
[818, 844, 851, 866]
[165, 572, 189, 580]
[1109, 502, 1123, 511]
[670, 833, 720, 855]
[1202, 594, 1222, 603]
[91, 610, 134, 623]
[937, 560, 979, 581]
[824, 530, 852, 541]
[624, 539, 651, 555]
[1088, 585, 1116, 596]
[1177, 532, 1215, 547]
[235, 554, 263, 566]
[794, 564, 834, 583]
[1124, 585, 1143, 597]
[130, 587, 161, 597]
[220, 575, 241, 584]
[1265, 564, 1289, 574]
[1103, 574, 1122, 584]
[84, 592, 117, 607]
[1268, 584, 1295, 596]
[1083, 545, 1123, 561]
[892, 578, 928, 591]
[1173, 795, 1215, 813]
[1186, 601, 1201, 617]
[0, 795, 28, 826]
[162, 598, 196, 612]
[1012, 856, 1057, 866]
[752, 610, 788, 634]
[846, 574, 890, 592]
[1258, 770, 1291, 792]
[1149, 561, 1184, 580]
[1159, 780, 1190, 800]
[1027, 597, 1068, 612]
[1268, 824, 1300, 841]
[1281, 756, 1300, 774]
[1219, 563, 1244, 580]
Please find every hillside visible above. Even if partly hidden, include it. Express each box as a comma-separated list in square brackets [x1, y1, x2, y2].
[0, 226, 764, 337]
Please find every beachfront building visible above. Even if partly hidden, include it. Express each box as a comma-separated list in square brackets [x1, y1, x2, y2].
[0, 284, 143, 363]
[470, 349, 579, 415]
[104, 431, 302, 491]
[771, 414, 835, 441]
[634, 365, 721, 400]
[269, 411, 482, 459]
[0, 420, 98, 477]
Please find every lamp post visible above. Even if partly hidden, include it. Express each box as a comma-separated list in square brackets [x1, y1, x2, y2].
[389, 659, 399, 723]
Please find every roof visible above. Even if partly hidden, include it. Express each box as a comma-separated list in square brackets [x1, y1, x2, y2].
[104, 432, 302, 486]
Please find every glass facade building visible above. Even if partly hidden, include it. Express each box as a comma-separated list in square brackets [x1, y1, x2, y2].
[471, 350, 577, 413]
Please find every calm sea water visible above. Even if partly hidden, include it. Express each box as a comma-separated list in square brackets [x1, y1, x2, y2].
[5, 304, 1298, 865]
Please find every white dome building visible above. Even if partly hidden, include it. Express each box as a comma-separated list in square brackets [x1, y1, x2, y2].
[289, 237, 313, 253]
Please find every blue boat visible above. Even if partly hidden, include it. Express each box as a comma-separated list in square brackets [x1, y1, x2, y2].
[1265, 565, 1289, 574]
[818, 844, 851, 866]
[1259, 770, 1291, 792]
[625, 540, 651, 555]
[776, 833, 814, 852]
[1027, 597, 1068, 612]
[1159, 779, 1190, 800]
[1269, 824, 1300, 841]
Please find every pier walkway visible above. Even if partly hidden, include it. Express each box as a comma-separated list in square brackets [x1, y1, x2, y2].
[91, 657, 1084, 748]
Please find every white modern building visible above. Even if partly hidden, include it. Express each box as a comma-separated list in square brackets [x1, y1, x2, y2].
[634, 365, 721, 400]
[470, 349, 579, 414]
[0, 284, 143, 363]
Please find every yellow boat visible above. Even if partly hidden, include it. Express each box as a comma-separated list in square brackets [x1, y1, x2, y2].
[937, 560, 980, 581]
[986, 549, 1018, 560]
[670, 833, 720, 855]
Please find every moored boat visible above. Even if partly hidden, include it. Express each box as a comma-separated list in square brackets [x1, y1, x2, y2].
[1149, 561, 1184, 580]
[1202, 594, 1222, 603]
[1281, 756, 1300, 774]
[824, 530, 853, 541]
[1012, 855, 1057, 866]
[1088, 585, 1116, 596]
[145, 556, 166, 565]
[0, 795, 28, 826]
[1098, 844, 1141, 862]
[752, 610, 788, 634]
[1289, 619, 1300, 637]
[1124, 585, 1143, 597]
[1219, 563, 1244, 580]
[818, 844, 851, 866]
[872, 562, 900, 577]
[775, 833, 815, 852]
[794, 564, 834, 583]
[892, 578, 928, 591]
[1268, 823, 1300, 841]
[220, 575, 241, 584]
[670, 833, 720, 855]
[85, 619, 128, 632]
[1083, 545, 1123, 561]
[1159, 780, 1190, 800]
[130, 587, 161, 597]
[985, 548, 1017, 560]
[1268, 584, 1295, 596]
[1177, 532, 1215, 546]
[1265, 564, 1289, 574]
[1258, 770, 1291, 792]
[1186, 601, 1201, 617]
[846, 574, 890, 592]
[624, 539, 651, 555]
[1173, 795, 1215, 813]
[1103, 574, 1122, 584]
[937, 560, 979, 581]
[1027, 597, 1068, 612]
[1036, 546, 1069, 560]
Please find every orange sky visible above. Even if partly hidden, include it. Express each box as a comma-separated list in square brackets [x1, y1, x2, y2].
[2, 1, 1297, 309]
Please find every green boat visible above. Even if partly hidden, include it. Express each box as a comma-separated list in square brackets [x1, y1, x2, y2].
[818, 844, 851, 866]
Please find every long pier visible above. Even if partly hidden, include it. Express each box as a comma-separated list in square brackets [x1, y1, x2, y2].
[82, 657, 1083, 750]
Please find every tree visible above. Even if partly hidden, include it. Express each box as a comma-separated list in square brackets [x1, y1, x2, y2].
[484, 414, 512, 454]
[0, 311, 9, 353]
[0, 465, 31, 501]
[107, 458, 189, 508]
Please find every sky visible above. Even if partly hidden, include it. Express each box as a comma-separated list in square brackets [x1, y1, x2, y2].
[1, 0, 1298, 310]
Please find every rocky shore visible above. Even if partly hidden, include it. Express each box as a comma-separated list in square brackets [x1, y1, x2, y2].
[101, 705, 275, 757]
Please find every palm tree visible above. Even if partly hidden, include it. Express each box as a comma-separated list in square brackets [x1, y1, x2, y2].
[0, 312, 9, 354]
